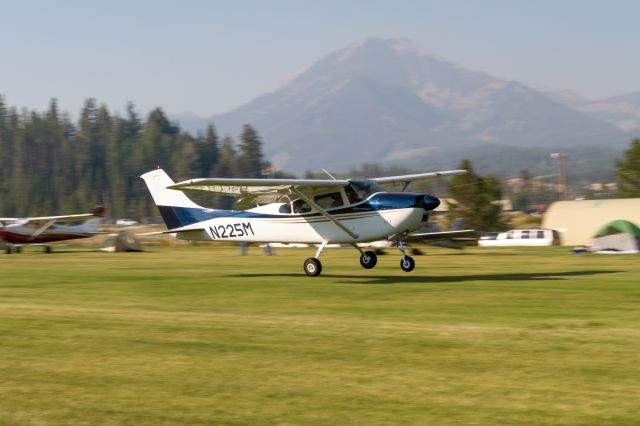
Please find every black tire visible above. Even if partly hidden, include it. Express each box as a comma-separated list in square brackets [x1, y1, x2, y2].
[303, 257, 322, 277]
[360, 250, 378, 269]
[45, 246, 52, 254]
[400, 256, 415, 272]
[15, 246, 22, 254]
[6, 246, 12, 254]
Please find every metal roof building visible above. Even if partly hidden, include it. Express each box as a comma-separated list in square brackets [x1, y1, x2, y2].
[542, 198, 640, 245]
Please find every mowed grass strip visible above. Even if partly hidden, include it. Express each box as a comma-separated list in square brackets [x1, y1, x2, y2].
[1, 246, 639, 425]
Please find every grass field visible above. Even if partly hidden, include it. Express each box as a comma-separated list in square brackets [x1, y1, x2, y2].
[1, 245, 639, 425]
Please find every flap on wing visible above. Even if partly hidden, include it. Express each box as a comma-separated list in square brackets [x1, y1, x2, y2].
[168, 178, 349, 196]
[371, 170, 467, 185]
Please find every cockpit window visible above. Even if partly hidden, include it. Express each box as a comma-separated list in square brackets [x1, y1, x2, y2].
[345, 186, 362, 204]
[279, 203, 292, 214]
[314, 192, 343, 209]
[348, 180, 384, 201]
[292, 199, 312, 213]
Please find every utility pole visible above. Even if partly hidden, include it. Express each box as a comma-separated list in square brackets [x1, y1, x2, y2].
[550, 153, 567, 201]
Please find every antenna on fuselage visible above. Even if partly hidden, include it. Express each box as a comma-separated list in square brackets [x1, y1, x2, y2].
[321, 169, 337, 181]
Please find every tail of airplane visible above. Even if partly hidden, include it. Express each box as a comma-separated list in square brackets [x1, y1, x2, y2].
[74, 206, 105, 232]
[140, 168, 206, 230]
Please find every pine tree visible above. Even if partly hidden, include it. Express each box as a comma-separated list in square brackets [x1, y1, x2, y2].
[9, 108, 26, 215]
[215, 136, 239, 177]
[199, 124, 219, 176]
[238, 124, 264, 178]
[616, 139, 640, 198]
[213, 136, 239, 209]
[447, 160, 505, 231]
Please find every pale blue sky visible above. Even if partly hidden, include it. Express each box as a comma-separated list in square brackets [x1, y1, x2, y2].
[1, 0, 639, 116]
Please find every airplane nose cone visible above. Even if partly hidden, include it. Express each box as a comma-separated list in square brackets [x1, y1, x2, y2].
[422, 195, 440, 211]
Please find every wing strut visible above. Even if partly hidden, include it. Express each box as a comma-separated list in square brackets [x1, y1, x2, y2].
[27, 220, 57, 241]
[291, 188, 359, 239]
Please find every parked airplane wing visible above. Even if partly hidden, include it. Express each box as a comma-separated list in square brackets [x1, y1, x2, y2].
[168, 178, 350, 196]
[371, 170, 467, 186]
[7, 206, 105, 225]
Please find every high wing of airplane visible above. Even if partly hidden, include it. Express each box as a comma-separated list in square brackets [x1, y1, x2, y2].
[141, 168, 467, 276]
[0, 206, 105, 253]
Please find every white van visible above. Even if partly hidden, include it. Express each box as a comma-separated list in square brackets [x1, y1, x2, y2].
[479, 229, 560, 247]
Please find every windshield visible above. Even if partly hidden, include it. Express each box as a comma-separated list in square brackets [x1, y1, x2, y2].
[348, 180, 385, 202]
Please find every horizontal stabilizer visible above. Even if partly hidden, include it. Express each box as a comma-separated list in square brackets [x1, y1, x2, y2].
[405, 229, 478, 242]
[138, 225, 205, 236]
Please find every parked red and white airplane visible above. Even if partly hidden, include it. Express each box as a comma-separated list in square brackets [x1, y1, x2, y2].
[141, 168, 468, 276]
[0, 206, 105, 253]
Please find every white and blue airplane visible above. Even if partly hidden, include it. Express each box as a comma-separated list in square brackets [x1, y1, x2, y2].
[141, 168, 468, 276]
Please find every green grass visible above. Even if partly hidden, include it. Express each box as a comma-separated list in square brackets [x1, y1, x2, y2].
[1, 245, 640, 425]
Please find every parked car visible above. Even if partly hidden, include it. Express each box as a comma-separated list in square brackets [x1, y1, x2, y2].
[479, 229, 560, 247]
[116, 218, 139, 226]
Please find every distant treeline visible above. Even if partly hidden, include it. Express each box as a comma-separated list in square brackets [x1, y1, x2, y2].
[0, 96, 268, 219]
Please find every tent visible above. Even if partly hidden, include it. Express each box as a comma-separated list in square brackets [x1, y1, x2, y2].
[100, 231, 143, 253]
[589, 220, 640, 253]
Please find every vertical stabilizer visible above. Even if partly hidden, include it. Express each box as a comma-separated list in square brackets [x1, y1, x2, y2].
[140, 169, 203, 209]
[140, 169, 207, 230]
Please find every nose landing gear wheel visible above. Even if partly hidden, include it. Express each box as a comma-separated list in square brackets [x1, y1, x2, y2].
[304, 257, 322, 277]
[360, 250, 378, 269]
[400, 256, 415, 272]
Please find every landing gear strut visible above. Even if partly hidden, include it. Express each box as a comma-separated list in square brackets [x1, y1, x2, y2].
[398, 241, 415, 272]
[303, 242, 327, 277]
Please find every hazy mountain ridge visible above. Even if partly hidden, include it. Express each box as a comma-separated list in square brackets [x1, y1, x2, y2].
[537, 89, 640, 134]
[173, 37, 633, 173]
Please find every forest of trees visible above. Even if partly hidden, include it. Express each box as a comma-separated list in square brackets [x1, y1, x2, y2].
[0, 96, 268, 219]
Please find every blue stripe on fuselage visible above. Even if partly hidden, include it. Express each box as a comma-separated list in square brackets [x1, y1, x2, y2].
[156, 192, 427, 229]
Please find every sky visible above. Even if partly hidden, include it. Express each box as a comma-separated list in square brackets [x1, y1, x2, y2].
[1, 0, 639, 117]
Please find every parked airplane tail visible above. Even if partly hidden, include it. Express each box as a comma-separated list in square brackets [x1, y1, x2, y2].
[140, 168, 206, 229]
[80, 217, 103, 232]
[73, 206, 105, 232]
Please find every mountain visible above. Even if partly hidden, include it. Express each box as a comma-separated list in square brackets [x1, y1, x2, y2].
[177, 38, 630, 173]
[539, 89, 640, 135]
[577, 92, 640, 134]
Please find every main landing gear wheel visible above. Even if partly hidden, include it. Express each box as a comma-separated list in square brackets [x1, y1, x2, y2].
[359, 250, 378, 269]
[400, 256, 415, 272]
[6, 246, 12, 254]
[304, 257, 322, 277]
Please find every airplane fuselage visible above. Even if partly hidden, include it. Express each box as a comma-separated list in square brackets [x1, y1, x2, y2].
[0, 225, 94, 244]
[160, 192, 432, 244]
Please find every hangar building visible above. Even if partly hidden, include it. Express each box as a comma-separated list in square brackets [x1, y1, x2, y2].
[542, 198, 640, 245]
